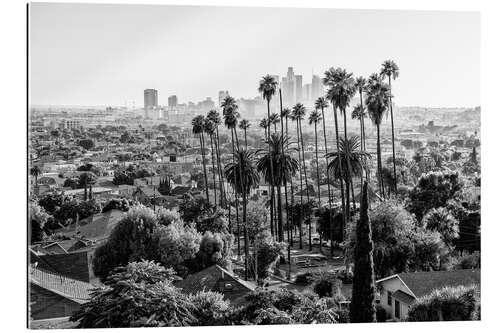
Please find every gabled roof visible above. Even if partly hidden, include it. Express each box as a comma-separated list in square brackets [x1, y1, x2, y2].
[30, 266, 94, 304]
[392, 290, 416, 304]
[377, 269, 480, 299]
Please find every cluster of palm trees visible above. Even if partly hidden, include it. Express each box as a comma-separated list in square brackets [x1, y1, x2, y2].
[191, 60, 399, 280]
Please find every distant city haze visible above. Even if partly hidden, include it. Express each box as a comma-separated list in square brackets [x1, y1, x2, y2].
[30, 3, 480, 108]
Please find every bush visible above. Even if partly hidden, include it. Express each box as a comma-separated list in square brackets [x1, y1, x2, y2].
[376, 304, 387, 322]
[454, 251, 480, 269]
[102, 198, 131, 213]
[407, 284, 479, 321]
[189, 291, 230, 326]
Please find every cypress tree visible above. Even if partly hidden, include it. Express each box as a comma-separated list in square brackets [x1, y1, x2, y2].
[349, 181, 376, 323]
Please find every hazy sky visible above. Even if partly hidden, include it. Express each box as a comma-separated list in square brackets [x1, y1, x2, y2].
[30, 3, 480, 107]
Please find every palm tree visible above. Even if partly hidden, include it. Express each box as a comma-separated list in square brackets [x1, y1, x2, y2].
[269, 113, 280, 133]
[380, 60, 400, 194]
[291, 103, 310, 249]
[259, 118, 268, 140]
[192, 115, 209, 201]
[352, 104, 367, 184]
[207, 109, 226, 209]
[327, 136, 371, 218]
[365, 73, 392, 198]
[315, 96, 334, 255]
[281, 107, 294, 246]
[30, 165, 41, 187]
[238, 119, 251, 149]
[258, 75, 279, 238]
[323, 68, 347, 239]
[224, 149, 260, 281]
[257, 133, 299, 243]
[309, 109, 323, 251]
[354, 76, 368, 152]
[204, 118, 217, 207]
[222, 95, 242, 255]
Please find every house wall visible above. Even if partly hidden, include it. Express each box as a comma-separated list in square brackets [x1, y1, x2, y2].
[378, 277, 413, 321]
[30, 284, 81, 320]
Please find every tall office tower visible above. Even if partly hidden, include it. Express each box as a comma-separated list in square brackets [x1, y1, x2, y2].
[168, 95, 178, 107]
[218, 90, 229, 106]
[311, 75, 323, 101]
[295, 75, 303, 102]
[303, 83, 312, 101]
[144, 89, 158, 109]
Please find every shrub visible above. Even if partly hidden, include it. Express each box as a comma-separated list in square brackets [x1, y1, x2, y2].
[189, 291, 230, 326]
[407, 284, 479, 321]
[454, 251, 480, 269]
[376, 304, 387, 322]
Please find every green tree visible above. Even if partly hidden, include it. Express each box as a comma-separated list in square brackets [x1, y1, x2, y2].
[224, 149, 260, 280]
[204, 118, 218, 206]
[350, 181, 376, 323]
[78, 138, 95, 150]
[30, 165, 41, 187]
[380, 60, 400, 193]
[207, 109, 226, 212]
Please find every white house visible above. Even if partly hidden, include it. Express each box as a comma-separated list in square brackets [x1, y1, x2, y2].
[376, 269, 480, 321]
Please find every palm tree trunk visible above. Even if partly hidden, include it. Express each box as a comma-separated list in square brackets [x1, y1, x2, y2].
[389, 76, 398, 195]
[215, 128, 225, 209]
[244, 129, 248, 149]
[342, 109, 353, 233]
[286, 117, 294, 248]
[295, 119, 304, 249]
[243, 190, 249, 281]
[209, 134, 217, 207]
[200, 133, 210, 202]
[266, 101, 276, 240]
[299, 118, 312, 251]
[376, 124, 385, 198]
[231, 130, 241, 257]
[333, 106, 347, 242]
[314, 122, 322, 252]
[320, 107, 334, 256]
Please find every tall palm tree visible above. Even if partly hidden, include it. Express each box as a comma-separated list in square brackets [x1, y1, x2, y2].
[315, 96, 334, 255]
[352, 104, 367, 184]
[224, 149, 260, 281]
[327, 136, 371, 217]
[309, 109, 323, 251]
[239, 119, 251, 149]
[380, 60, 400, 194]
[354, 76, 368, 152]
[281, 107, 294, 246]
[192, 115, 209, 201]
[259, 118, 268, 140]
[323, 68, 347, 239]
[222, 95, 242, 255]
[291, 103, 310, 249]
[257, 133, 299, 243]
[207, 109, 226, 209]
[258, 75, 279, 238]
[30, 165, 41, 187]
[204, 118, 217, 206]
[269, 113, 280, 133]
[365, 73, 391, 198]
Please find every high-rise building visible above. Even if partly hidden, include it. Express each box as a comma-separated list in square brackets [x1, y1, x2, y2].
[144, 89, 158, 109]
[311, 75, 323, 101]
[168, 95, 178, 107]
[303, 83, 312, 101]
[295, 75, 303, 102]
[218, 90, 229, 106]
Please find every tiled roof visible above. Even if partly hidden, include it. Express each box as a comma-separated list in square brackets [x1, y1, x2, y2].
[398, 269, 480, 298]
[30, 266, 94, 304]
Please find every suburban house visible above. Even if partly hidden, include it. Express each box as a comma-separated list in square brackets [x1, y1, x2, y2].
[175, 265, 256, 306]
[376, 269, 480, 321]
[29, 265, 94, 320]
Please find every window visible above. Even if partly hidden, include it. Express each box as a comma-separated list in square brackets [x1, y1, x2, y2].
[395, 300, 401, 319]
[387, 291, 392, 306]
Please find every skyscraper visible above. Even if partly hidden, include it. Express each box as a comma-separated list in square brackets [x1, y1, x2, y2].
[218, 90, 229, 107]
[168, 95, 178, 107]
[311, 75, 323, 101]
[295, 74, 303, 102]
[144, 89, 158, 109]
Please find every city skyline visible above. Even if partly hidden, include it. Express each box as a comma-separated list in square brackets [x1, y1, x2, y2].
[30, 3, 480, 108]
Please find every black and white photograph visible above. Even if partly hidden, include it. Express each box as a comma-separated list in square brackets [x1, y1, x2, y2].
[18, 0, 495, 330]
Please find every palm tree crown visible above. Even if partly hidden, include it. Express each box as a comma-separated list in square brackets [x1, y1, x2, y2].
[365, 75, 392, 126]
[308, 109, 322, 126]
[207, 109, 221, 126]
[351, 104, 367, 121]
[258, 75, 278, 102]
[269, 113, 280, 126]
[314, 97, 329, 111]
[281, 107, 291, 119]
[224, 150, 260, 195]
[323, 67, 356, 114]
[191, 115, 205, 134]
[257, 133, 299, 187]
[380, 60, 400, 81]
[354, 76, 367, 94]
[326, 136, 371, 181]
[239, 119, 250, 131]
[291, 103, 306, 121]
[259, 118, 268, 130]
[221, 96, 240, 129]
